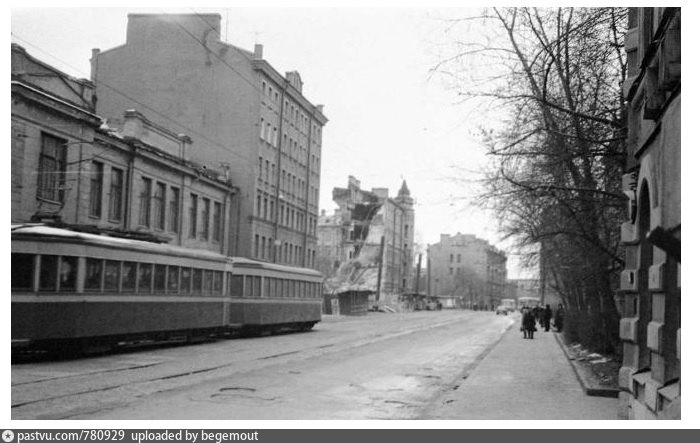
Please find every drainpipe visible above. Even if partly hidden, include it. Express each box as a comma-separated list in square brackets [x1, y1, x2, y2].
[74, 138, 84, 223]
[124, 143, 136, 230]
[273, 80, 289, 263]
[302, 106, 315, 268]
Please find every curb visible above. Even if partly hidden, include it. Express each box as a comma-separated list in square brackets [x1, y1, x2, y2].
[553, 332, 620, 398]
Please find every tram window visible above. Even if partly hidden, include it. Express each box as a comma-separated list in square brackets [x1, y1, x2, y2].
[122, 262, 137, 292]
[245, 276, 261, 297]
[229, 274, 243, 297]
[39, 255, 59, 291]
[269, 278, 279, 298]
[193, 269, 203, 295]
[138, 263, 153, 293]
[213, 271, 223, 295]
[203, 270, 213, 295]
[181, 268, 192, 294]
[245, 276, 253, 297]
[253, 276, 261, 297]
[58, 256, 78, 292]
[261, 278, 269, 297]
[104, 260, 120, 292]
[85, 258, 103, 291]
[154, 264, 167, 293]
[11, 253, 34, 290]
[167, 266, 180, 294]
[275, 279, 283, 298]
[281, 279, 289, 297]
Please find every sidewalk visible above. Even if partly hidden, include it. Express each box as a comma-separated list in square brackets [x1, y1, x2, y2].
[424, 318, 621, 420]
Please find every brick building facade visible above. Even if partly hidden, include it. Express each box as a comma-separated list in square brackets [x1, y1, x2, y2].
[618, 7, 680, 419]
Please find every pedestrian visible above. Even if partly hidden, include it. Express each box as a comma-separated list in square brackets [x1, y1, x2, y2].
[543, 304, 552, 332]
[554, 304, 565, 332]
[532, 305, 542, 328]
[521, 307, 536, 339]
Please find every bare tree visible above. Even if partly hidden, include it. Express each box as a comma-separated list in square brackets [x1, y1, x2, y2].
[436, 7, 628, 352]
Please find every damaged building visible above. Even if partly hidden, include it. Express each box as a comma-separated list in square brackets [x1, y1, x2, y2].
[318, 176, 415, 309]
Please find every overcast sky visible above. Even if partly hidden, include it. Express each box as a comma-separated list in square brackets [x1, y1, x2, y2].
[10, 5, 555, 278]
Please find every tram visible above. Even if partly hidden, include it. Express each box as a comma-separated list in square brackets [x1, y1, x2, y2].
[11, 224, 323, 353]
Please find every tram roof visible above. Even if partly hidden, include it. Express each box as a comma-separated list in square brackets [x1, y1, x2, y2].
[11, 224, 322, 277]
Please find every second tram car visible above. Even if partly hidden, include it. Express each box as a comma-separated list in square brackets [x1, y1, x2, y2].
[11, 224, 324, 352]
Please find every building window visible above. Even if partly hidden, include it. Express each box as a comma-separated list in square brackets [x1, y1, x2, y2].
[260, 118, 265, 139]
[189, 194, 198, 238]
[37, 133, 67, 202]
[450, 253, 454, 263]
[138, 177, 152, 227]
[169, 186, 180, 233]
[254, 234, 260, 258]
[213, 201, 222, 242]
[88, 161, 103, 218]
[153, 182, 166, 230]
[457, 254, 461, 263]
[201, 197, 210, 240]
[108, 167, 124, 221]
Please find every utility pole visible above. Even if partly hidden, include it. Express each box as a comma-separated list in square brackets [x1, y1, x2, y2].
[414, 253, 422, 294]
[375, 236, 385, 302]
[426, 245, 431, 297]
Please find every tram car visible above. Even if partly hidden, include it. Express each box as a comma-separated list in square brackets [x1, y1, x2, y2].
[11, 224, 324, 353]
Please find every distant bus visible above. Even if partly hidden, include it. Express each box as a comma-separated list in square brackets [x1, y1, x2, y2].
[517, 296, 540, 310]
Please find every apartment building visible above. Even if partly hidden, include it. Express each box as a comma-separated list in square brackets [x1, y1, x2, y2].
[90, 13, 327, 266]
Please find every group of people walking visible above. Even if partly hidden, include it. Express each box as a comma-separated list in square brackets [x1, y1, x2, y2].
[520, 304, 565, 339]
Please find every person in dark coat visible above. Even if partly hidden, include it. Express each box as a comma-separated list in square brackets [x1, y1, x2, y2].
[521, 307, 536, 339]
[532, 305, 541, 326]
[554, 304, 565, 332]
[542, 304, 553, 332]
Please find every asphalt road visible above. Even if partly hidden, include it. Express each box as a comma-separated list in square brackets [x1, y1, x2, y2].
[11, 310, 513, 420]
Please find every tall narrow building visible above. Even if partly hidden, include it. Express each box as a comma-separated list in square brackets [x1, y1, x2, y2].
[91, 13, 327, 266]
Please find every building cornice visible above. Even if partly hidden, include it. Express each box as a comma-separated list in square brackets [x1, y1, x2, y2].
[11, 81, 102, 126]
[252, 59, 328, 125]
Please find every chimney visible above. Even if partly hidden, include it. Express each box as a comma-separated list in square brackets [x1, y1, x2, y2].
[90, 48, 100, 83]
[254, 44, 264, 59]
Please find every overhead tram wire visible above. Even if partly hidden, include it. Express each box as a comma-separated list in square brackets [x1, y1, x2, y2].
[11, 32, 256, 166]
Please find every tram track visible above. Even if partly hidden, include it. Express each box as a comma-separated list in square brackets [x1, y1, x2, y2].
[12, 313, 476, 419]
